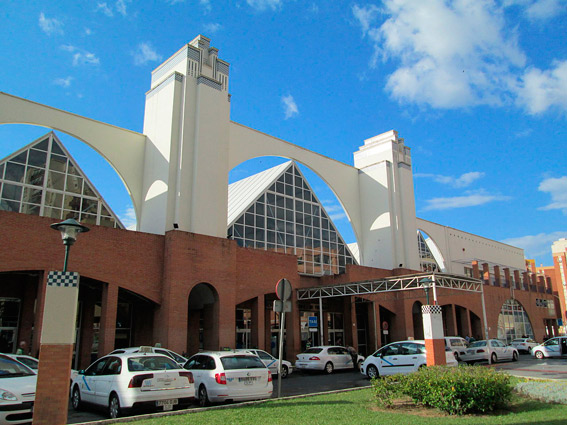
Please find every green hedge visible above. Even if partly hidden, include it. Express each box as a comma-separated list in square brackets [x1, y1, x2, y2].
[371, 366, 512, 415]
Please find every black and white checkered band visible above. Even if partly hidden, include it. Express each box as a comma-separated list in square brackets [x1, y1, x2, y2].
[47, 271, 79, 288]
[421, 305, 442, 314]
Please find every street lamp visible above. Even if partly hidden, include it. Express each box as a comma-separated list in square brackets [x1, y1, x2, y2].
[420, 277, 432, 305]
[50, 218, 90, 272]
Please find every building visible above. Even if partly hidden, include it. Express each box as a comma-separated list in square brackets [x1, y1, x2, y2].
[0, 35, 560, 369]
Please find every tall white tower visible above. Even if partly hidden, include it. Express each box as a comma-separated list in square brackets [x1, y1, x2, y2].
[140, 35, 231, 236]
[354, 130, 420, 270]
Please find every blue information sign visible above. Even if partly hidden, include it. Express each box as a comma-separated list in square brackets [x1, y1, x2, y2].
[308, 316, 318, 328]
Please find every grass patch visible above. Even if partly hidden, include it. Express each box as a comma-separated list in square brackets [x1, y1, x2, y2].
[129, 388, 567, 425]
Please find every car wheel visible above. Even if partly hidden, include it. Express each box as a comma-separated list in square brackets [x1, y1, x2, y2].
[280, 365, 289, 379]
[512, 351, 518, 362]
[367, 364, 379, 379]
[71, 386, 82, 411]
[454, 352, 460, 362]
[324, 362, 334, 374]
[491, 353, 497, 364]
[198, 385, 209, 407]
[535, 350, 545, 360]
[109, 393, 121, 419]
[357, 359, 363, 371]
[528, 347, 532, 354]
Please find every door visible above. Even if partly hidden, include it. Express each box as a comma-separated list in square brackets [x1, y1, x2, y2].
[80, 357, 109, 404]
[95, 357, 122, 405]
[255, 350, 278, 375]
[184, 355, 205, 397]
[327, 347, 351, 370]
[378, 343, 403, 376]
[397, 342, 424, 373]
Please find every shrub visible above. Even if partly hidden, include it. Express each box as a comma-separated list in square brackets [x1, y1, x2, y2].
[371, 365, 512, 415]
[371, 375, 403, 408]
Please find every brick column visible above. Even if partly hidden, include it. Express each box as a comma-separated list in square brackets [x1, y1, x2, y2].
[513, 270, 521, 290]
[482, 263, 490, 285]
[531, 274, 538, 292]
[422, 305, 446, 366]
[472, 261, 480, 279]
[31, 272, 48, 357]
[537, 276, 545, 293]
[493, 265, 501, 287]
[19, 281, 37, 354]
[98, 283, 118, 357]
[78, 297, 95, 369]
[522, 272, 530, 291]
[251, 295, 265, 350]
[347, 296, 358, 349]
[503, 268, 511, 289]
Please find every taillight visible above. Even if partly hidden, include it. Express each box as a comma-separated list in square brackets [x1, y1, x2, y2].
[268, 371, 272, 382]
[128, 373, 154, 388]
[179, 371, 194, 384]
[215, 372, 227, 385]
[309, 356, 320, 361]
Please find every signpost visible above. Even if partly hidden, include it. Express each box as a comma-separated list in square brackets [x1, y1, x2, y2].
[274, 278, 292, 398]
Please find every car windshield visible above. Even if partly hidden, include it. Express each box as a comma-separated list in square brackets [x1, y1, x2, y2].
[303, 348, 323, 354]
[220, 355, 265, 370]
[469, 341, 487, 348]
[0, 358, 35, 377]
[127, 356, 179, 371]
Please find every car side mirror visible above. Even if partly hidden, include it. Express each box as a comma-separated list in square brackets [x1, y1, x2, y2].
[78, 370, 85, 375]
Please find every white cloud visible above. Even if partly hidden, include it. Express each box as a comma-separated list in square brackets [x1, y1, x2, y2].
[422, 190, 511, 211]
[203, 23, 222, 34]
[119, 206, 137, 230]
[281, 94, 299, 119]
[132, 42, 162, 66]
[116, 0, 129, 16]
[539, 176, 567, 214]
[517, 60, 567, 114]
[353, 0, 527, 109]
[502, 231, 567, 261]
[321, 200, 348, 222]
[415, 171, 485, 188]
[61, 45, 100, 66]
[53, 76, 73, 88]
[97, 2, 114, 17]
[525, 0, 565, 20]
[247, 0, 282, 11]
[38, 12, 64, 35]
[84, 28, 93, 36]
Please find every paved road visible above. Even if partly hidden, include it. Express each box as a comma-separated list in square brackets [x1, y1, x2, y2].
[67, 354, 567, 423]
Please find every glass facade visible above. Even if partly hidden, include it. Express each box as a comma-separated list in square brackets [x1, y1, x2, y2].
[418, 231, 440, 272]
[227, 162, 356, 276]
[0, 132, 123, 229]
[497, 299, 534, 343]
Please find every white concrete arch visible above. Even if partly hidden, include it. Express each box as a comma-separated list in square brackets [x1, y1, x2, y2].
[417, 228, 447, 272]
[228, 121, 364, 253]
[0, 92, 147, 219]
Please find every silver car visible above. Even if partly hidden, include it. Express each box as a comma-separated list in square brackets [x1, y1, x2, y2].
[236, 349, 293, 378]
[295, 346, 364, 374]
[183, 351, 273, 407]
[0, 354, 37, 425]
[461, 339, 519, 364]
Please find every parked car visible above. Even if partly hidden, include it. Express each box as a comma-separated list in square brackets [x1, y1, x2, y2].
[235, 349, 293, 378]
[183, 351, 272, 407]
[461, 339, 518, 364]
[2, 353, 79, 384]
[444, 337, 468, 361]
[0, 354, 37, 424]
[295, 346, 364, 374]
[70, 353, 194, 418]
[509, 337, 538, 354]
[109, 346, 187, 367]
[360, 340, 457, 379]
[532, 336, 567, 359]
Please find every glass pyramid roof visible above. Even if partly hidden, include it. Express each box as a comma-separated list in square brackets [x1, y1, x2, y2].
[0, 131, 124, 229]
[228, 161, 357, 276]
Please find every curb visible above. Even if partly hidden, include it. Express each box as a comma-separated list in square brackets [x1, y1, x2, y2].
[71, 385, 373, 425]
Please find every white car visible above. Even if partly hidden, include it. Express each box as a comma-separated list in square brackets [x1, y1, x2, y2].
[510, 338, 538, 354]
[236, 349, 293, 378]
[360, 340, 458, 379]
[532, 336, 567, 359]
[109, 346, 187, 367]
[295, 346, 364, 374]
[2, 353, 79, 384]
[461, 339, 519, 364]
[183, 351, 273, 406]
[444, 337, 468, 361]
[70, 353, 195, 418]
[0, 354, 37, 424]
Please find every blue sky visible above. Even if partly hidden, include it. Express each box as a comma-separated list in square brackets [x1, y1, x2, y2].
[1, 0, 566, 266]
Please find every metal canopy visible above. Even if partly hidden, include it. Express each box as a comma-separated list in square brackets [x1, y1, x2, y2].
[296, 272, 482, 300]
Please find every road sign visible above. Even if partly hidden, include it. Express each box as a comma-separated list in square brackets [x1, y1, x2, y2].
[273, 300, 292, 313]
[382, 321, 389, 330]
[308, 316, 318, 328]
[276, 278, 292, 301]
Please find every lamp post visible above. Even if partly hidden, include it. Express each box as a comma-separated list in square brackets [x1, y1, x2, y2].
[50, 218, 90, 272]
[420, 277, 432, 305]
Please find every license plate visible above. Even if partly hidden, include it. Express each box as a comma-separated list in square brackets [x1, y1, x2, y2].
[156, 398, 178, 407]
[239, 377, 256, 385]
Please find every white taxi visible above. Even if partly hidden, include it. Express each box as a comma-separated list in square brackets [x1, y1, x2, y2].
[361, 340, 458, 379]
[0, 354, 36, 424]
[183, 351, 273, 406]
[70, 353, 194, 418]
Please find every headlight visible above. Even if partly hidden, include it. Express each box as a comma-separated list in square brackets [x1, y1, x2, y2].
[0, 390, 18, 401]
